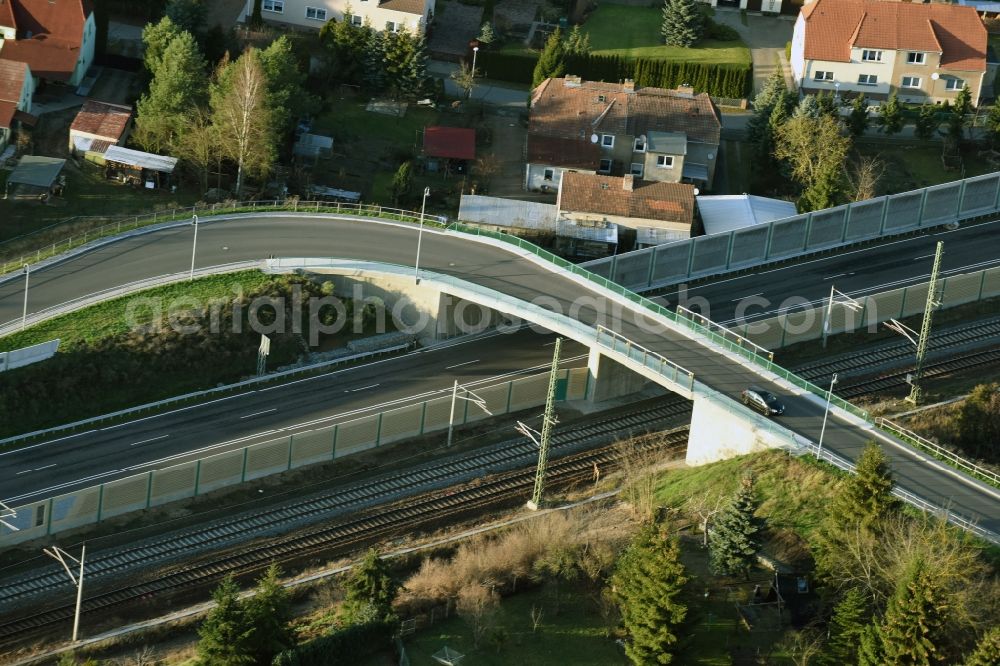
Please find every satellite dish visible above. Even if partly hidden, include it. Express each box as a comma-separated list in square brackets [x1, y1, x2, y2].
[590, 133, 599, 143]
[931, 72, 940, 80]
[693, 188, 700, 196]
[707, 152, 715, 160]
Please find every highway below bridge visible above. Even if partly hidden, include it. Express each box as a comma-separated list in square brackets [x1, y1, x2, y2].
[0, 214, 998, 536]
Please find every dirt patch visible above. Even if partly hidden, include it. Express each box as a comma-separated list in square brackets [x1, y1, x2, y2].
[482, 111, 529, 197]
[88, 68, 141, 106]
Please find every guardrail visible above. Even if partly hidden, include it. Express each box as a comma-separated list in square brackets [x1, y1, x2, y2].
[798, 438, 1000, 545]
[876, 417, 1000, 490]
[0, 343, 412, 449]
[0, 200, 448, 277]
[595, 325, 695, 394]
[676, 305, 774, 361]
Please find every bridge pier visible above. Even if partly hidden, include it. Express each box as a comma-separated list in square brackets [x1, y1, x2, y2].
[686, 391, 801, 466]
[586, 348, 650, 403]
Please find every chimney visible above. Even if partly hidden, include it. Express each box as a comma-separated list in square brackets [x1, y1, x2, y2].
[622, 174, 634, 192]
[622, 79, 635, 93]
[675, 84, 695, 96]
[564, 74, 582, 87]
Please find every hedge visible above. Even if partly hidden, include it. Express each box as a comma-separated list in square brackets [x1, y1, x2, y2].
[477, 51, 751, 98]
[272, 620, 396, 666]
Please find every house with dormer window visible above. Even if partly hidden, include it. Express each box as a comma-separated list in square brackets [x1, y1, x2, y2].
[525, 76, 721, 194]
[791, 0, 992, 106]
[242, 0, 433, 35]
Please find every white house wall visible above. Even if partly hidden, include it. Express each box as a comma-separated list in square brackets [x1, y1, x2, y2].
[791, 15, 806, 83]
[69, 13, 97, 87]
[245, 0, 431, 34]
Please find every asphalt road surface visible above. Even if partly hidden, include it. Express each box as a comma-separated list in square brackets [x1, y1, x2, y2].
[1, 329, 587, 503]
[0, 214, 996, 533]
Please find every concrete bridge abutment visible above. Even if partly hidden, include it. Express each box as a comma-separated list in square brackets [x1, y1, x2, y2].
[686, 391, 801, 466]
[586, 347, 650, 403]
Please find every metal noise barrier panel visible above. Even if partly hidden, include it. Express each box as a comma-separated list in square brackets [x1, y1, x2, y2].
[0, 368, 590, 547]
[737, 265, 1000, 349]
[585, 172, 1000, 292]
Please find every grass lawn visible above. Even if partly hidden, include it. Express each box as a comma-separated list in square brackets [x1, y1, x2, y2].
[0, 160, 200, 244]
[581, 5, 750, 65]
[854, 139, 997, 194]
[395, 583, 626, 666]
[313, 101, 440, 152]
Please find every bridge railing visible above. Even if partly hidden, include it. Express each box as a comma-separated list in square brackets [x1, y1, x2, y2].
[877, 417, 1000, 489]
[595, 325, 695, 394]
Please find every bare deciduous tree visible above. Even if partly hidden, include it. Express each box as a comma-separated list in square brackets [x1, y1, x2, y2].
[687, 489, 727, 548]
[530, 603, 544, 632]
[449, 60, 479, 99]
[845, 155, 885, 202]
[456, 583, 498, 648]
[212, 49, 276, 196]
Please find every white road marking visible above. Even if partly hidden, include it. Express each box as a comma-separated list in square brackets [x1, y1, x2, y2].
[445, 359, 479, 369]
[913, 254, 936, 260]
[823, 273, 852, 280]
[130, 434, 169, 447]
[733, 292, 762, 301]
[240, 408, 277, 419]
[34, 464, 56, 471]
[346, 384, 380, 393]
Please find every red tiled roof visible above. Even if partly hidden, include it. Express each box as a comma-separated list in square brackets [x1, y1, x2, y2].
[70, 99, 131, 141]
[0, 0, 16, 30]
[559, 171, 695, 226]
[423, 126, 475, 160]
[0, 0, 92, 82]
[0, 99, 15, 128]
[801, 0, 986, 71]
[529, 77, 721, 146]
[0, 58, 28, 103]
[379, 0, 427, 15]
[527, 135, 601, 170]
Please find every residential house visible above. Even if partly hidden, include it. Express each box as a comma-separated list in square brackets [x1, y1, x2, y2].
[0, 58, 31, 151]
[68, 99, 132, 156]
[0, 0, 96, 87]
[699, 0, 798, 17]
[791, 0, 991, 106]
[526, 76, 721, 193]
[243, 0, 433, 35]
[557, 172, 696, 241]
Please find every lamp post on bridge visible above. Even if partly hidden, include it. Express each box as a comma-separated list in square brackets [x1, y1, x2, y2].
[414, 187, 430, 285]
[20, 264, 29, 330]
[817, 372, 838, 460]
[189, 214, 199, 281]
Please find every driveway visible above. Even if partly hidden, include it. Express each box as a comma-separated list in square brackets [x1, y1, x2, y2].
[713, 9, 795, 96]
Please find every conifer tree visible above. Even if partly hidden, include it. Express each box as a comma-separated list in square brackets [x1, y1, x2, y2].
[835, 440, 898, 529]
[877, 92, 904, 136]
[135, 30, 208, 154]
[197, 575, 255, 665]
[870, 558, 950, 666]
[848, 94, 869, 137]
[342, 549, 399, 624]
[532, 28, 566, 88]
[611, 522, 688, 665]
[815, 90, 839, 119]
[915, 104, 939, 140]
[964, 626, 1000, 666]
[661, 0, 703, 48]
[565, 24, 591, 56]
[244, 564, 294, 663]
[709, 478, 761, 578]
[822, 587, 869, 666]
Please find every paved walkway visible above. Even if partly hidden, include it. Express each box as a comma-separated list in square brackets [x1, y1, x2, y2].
[713, 9, 795, 96]
[429, 59, 529, 108]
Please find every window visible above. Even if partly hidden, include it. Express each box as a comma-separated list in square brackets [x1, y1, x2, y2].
[906, 52, 925, 65]
[305, 6, 327, 20]
[656, 155, 674, 168]
[262, 0, 283, 12]
[598, 158, 612, 174]
[543, 168, 554, 181]
[945, 77, 965, 91]
[901, 76, 921, 89]
[597, 95, 607, 103]
[813, 70, 833, 81]
[633, 136, 646, 152]
[630, 163, 644, 178]
[861, 49, 882, 62]
[386, 21, 401, 32]
[350, 14, 362, 25]
[601, 134, 614, 148]
[858, 74, 878, 86]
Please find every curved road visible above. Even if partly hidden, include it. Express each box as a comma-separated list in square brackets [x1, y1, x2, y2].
[0, 214, 997, 533]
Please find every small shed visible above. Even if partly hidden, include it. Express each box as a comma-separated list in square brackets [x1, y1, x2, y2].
[103, 145, 178, 189]
[4, 155, 66, 200]
[69, 100, 132, 156]
[423, 126, 475, 175]
[696, 195, 797, 236]
[293, 133, 334, 160]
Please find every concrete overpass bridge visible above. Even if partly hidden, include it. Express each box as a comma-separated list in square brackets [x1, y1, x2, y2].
[0, 213, 997, 539]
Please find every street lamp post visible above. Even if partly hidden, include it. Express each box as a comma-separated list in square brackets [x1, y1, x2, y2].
[20, 264, 29, 330]
[470, 46, 480, 100]
[189, 215, 199, 281]
[817, 373, 838, 460]
[414, 187, 430, 284]
[447, 379, 492, 447]
[44, 543, 86, 642]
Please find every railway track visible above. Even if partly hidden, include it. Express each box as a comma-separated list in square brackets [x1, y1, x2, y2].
[2, 320, 998, 648]
[0, 403, 691, 644]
